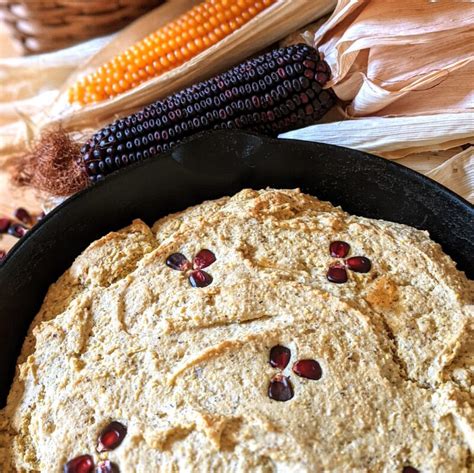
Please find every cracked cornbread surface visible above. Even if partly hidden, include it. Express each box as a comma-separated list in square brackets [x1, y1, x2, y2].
[0, 188, 473, 472]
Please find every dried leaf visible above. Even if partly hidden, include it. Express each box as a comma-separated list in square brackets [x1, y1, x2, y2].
[312, 0, 474, 117]
[426, 147, 474, 204]
[279, 113, 474, 159]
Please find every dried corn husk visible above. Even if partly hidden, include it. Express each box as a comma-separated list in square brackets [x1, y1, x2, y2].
[0, 35, 111, 126]
[280, 0, 474, 202]
[0, 35, 112, 155]
[313, 0, 474, 117]
[279, 113, 474, 160]
[426, 147, 474, 203]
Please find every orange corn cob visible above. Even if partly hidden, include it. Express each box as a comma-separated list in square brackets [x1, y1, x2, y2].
[69, 0, 276, 105]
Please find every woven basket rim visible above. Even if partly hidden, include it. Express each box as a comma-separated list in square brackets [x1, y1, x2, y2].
[0, 0, 163, 54]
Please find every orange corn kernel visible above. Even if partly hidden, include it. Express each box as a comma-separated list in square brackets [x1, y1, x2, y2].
[68, 0, 277, 105]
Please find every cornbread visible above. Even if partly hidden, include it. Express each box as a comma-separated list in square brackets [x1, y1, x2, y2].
[1, 189, 473, 472]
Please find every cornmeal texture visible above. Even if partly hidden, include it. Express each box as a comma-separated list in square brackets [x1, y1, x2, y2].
[1, 189, 473, 472]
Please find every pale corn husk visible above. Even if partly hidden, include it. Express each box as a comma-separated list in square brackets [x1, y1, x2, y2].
[396, 149, 465, 176]
[313, 0, 474, 117]
[0, 35, 112, 126]
[279, 113, 474, 160]
[425, 147, 474, 203]
[0, 35, 112, 156]
[279, 113, 474, 203]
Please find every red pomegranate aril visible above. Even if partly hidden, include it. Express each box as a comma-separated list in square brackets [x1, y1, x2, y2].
[329, 240, 350, 258]
[327, 264, 348, 283]
[14, 207, 32, 225]
[0, 250, 6, 262]
[97, 421, 127, 452]
[64, 454, 94, 473]
[166, 252, 191, 271]
[402, 468, 419, 473]
[0, 218, 10, 233]
[268, 374, 294, 402]
[7, 223, 28, 238]
[293, 359, 322, 380]
[346, 256, 371, 273]
[269, 345, 291, 369]
[189, 270, 213, 288]
[193, 249, 216, 269]
[96, 460, 119, 473]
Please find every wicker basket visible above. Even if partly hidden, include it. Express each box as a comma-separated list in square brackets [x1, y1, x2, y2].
[0, 0, 164, 55]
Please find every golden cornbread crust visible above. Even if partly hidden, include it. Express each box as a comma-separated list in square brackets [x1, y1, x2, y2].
[1, 188, 473, 472]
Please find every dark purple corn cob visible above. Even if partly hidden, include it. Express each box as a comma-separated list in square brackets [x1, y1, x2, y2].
[80, 44, 334, 182]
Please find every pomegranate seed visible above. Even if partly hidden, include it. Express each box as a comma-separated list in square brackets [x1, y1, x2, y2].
[97, 421, 127, 452]
[269, 345, 291, 369]
[268, 374, 294, 402]
[64, 454, 94, 473]
[402, 468, 419, 473]
[96, 460, 119, 473]
[327, 264, 348, 283]
[14, 207, 32, 225]
[7, 223, 27, 238]
[0, 250, 6, 263]
[293, 359, 322, 380]
[346, 256, 371, 273]
[193, 249, 216, 269]
[329, 241, 350, 258]
[0, 218, 10, 233]
[189, 270, 213, 288]
[166, 253, 191, 271]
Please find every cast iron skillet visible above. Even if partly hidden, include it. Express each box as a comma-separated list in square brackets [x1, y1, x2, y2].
[1, 129, 473, 406]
